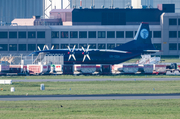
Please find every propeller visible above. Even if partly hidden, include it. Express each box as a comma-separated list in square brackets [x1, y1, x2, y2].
[67, 45, 76, 61]
[82, 45, 91, 62]
[38, 45, 54, 51]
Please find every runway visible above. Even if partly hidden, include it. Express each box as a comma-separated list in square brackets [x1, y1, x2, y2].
[12, 78, 180, 82]
[1, 93, 180, 101]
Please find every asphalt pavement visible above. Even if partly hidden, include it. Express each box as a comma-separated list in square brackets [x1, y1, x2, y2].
[12, 78, 180, 82]
[1, 94, 180, 101]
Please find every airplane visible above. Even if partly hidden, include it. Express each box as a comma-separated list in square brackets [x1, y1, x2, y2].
[29, 22, 159, 65]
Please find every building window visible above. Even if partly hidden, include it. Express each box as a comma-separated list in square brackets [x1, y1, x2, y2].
[9, 44, 17, 51]
[70, 31, 78, 38]
[179, 19, 180, 25]
[0, 44, 8, 51]
[9, 32, 17, 38]
[61, 31, 68, 38]
[51, 31, 59, 38]
[107, 31, 115, 38]
[0, 32, 8, 38]
[153, 44, 161, 50]
[169, 31, 177, 38]
[178, 31, 180, 38]
[116, 31, 124, 38]
[28, 32, 36, 38]
[89, 44, 96, 49]
[126, 31, 133, 38]
[79, 44, 87, 48]
[52, 44, 59, 49]
[98, 31, 106, 38]
[28, 44, 36, 51]
[107, 44, 115, 49]
[18, 32, 26, 38]
[19, 44, 26, 51]
[37, 44, 45, 51]
[169, 43, 177, 50]
[61, 44, 68, 49]
[79, 31, 87, 38]
[88, 31, 96, 38]
[98, 44, 106, 49]
[169, 19, 177, 25]
[178, 44, 180, 50]
[70, 44, 78, 48]
[116, 43, 123, 47]
[153, 31, 161, 38]
[37, 31, 45, 38]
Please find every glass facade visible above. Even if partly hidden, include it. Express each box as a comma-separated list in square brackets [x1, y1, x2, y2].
[9, 32, 17, 38]
[169, 31, 177, 38]
[28, 44, 36, 51]
[89, 44, 96, 49]
[116, 31, 124, 38]
[107, 44, 115, 49]
[79, 31, 87, 38]
[52, 44, 59, 49]
[37, 31, 45, 38]
[153, 44, 161, 50]
[61, 44, 68, 49]
[107, 31, 115, 38]
[169, 19, 177, 25]
[18, 32, 26, 38]
[79, 44, 87, 48]
[153, 31, 161, 38]
[51, 31, 59, 38]
[70, 31, 78, 38]
[126, 31, 133, 38]
[70, 44, 78, 48]
[19, 44, 26, 51]
[169, 43, 177, 50]
[9, 44, 17, 51]
[98, 31, 106, 38]
[88, 31, 96, 38]
[61, 31, 68, 38]
[0, 44, 8, 51]
[0, 32, 8, 38]
[98, 44, 106, 49]
[28, 31, 36, 38]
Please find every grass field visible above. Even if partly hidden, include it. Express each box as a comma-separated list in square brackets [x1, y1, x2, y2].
[1, 81, 180, 95]
[0, 99, 180, 119]
[1, 74, 180, 80]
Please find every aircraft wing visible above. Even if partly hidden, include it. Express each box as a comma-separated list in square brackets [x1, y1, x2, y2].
[99, 50, 130, 53]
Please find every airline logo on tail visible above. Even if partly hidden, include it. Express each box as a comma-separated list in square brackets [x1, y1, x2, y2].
[140, 29, 149, 39]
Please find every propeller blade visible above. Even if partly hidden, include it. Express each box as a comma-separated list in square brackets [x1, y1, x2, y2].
[86, 45, 90, 52]
[82, 47, 85, 52]
[45, 45, 49, 50]
[68, 55, 72, 61]
[72, 45, 76, 52]
[72, 54, 76, 60]
[38, 46, 41, 51]
[82, 55, 87, 62]
[43, 45, 46, 50]
[51, 45, 54, 50]
[67, 46, 71, 51]
[87, 55, 91, 60]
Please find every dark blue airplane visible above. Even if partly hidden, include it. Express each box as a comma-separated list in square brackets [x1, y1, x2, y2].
[30, 22, 159, 64]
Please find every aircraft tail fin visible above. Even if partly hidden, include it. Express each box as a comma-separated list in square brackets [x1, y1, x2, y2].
[114, 22, 156, 51]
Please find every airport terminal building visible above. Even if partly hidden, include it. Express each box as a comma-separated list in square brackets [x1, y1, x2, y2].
[0, 4, 180, 56]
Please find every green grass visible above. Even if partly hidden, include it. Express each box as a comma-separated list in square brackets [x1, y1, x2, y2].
[1, 74, 180, 80]
[0, 99, 180, 119]
[1, 81, 180, 95]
